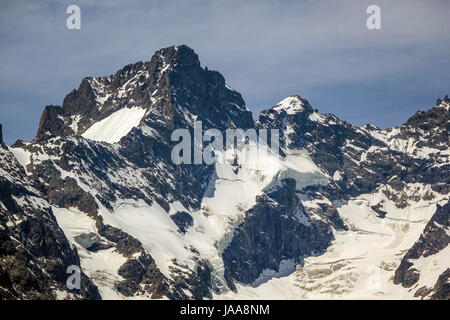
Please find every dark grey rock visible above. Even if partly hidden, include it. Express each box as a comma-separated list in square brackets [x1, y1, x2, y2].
[223, 178, 333, 286]
[74, 232, 101, 249]
[171, 211, 194, 233]
[394, 201, 450, 288]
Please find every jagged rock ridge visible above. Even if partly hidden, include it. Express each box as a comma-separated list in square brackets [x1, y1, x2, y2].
[1, 45, 449, 300]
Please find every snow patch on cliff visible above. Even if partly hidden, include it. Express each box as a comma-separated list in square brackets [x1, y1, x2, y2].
[82, 107, 147, 143]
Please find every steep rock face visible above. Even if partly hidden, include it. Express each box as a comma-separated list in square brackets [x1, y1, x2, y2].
[35, 106, 69, 141]
[0, 127, 100, 300]
[223, 178, 333, 286]
[430, 268, 450, 300]
[394, 201, 450, 296]
[171, 211, 194, 234]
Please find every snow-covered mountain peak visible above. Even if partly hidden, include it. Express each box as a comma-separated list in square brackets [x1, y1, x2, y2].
[2, 46, 448, 300]
[33, 45, 252, 145]
[272, 95, 312, 115]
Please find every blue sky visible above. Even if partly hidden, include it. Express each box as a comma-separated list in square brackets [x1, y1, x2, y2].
[1, 0, 449, 145]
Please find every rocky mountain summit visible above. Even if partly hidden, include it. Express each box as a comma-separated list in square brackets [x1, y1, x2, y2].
[1, 45, 448, 300]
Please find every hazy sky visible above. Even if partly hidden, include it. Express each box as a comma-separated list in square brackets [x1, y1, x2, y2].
[1, 0, 449, 144]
